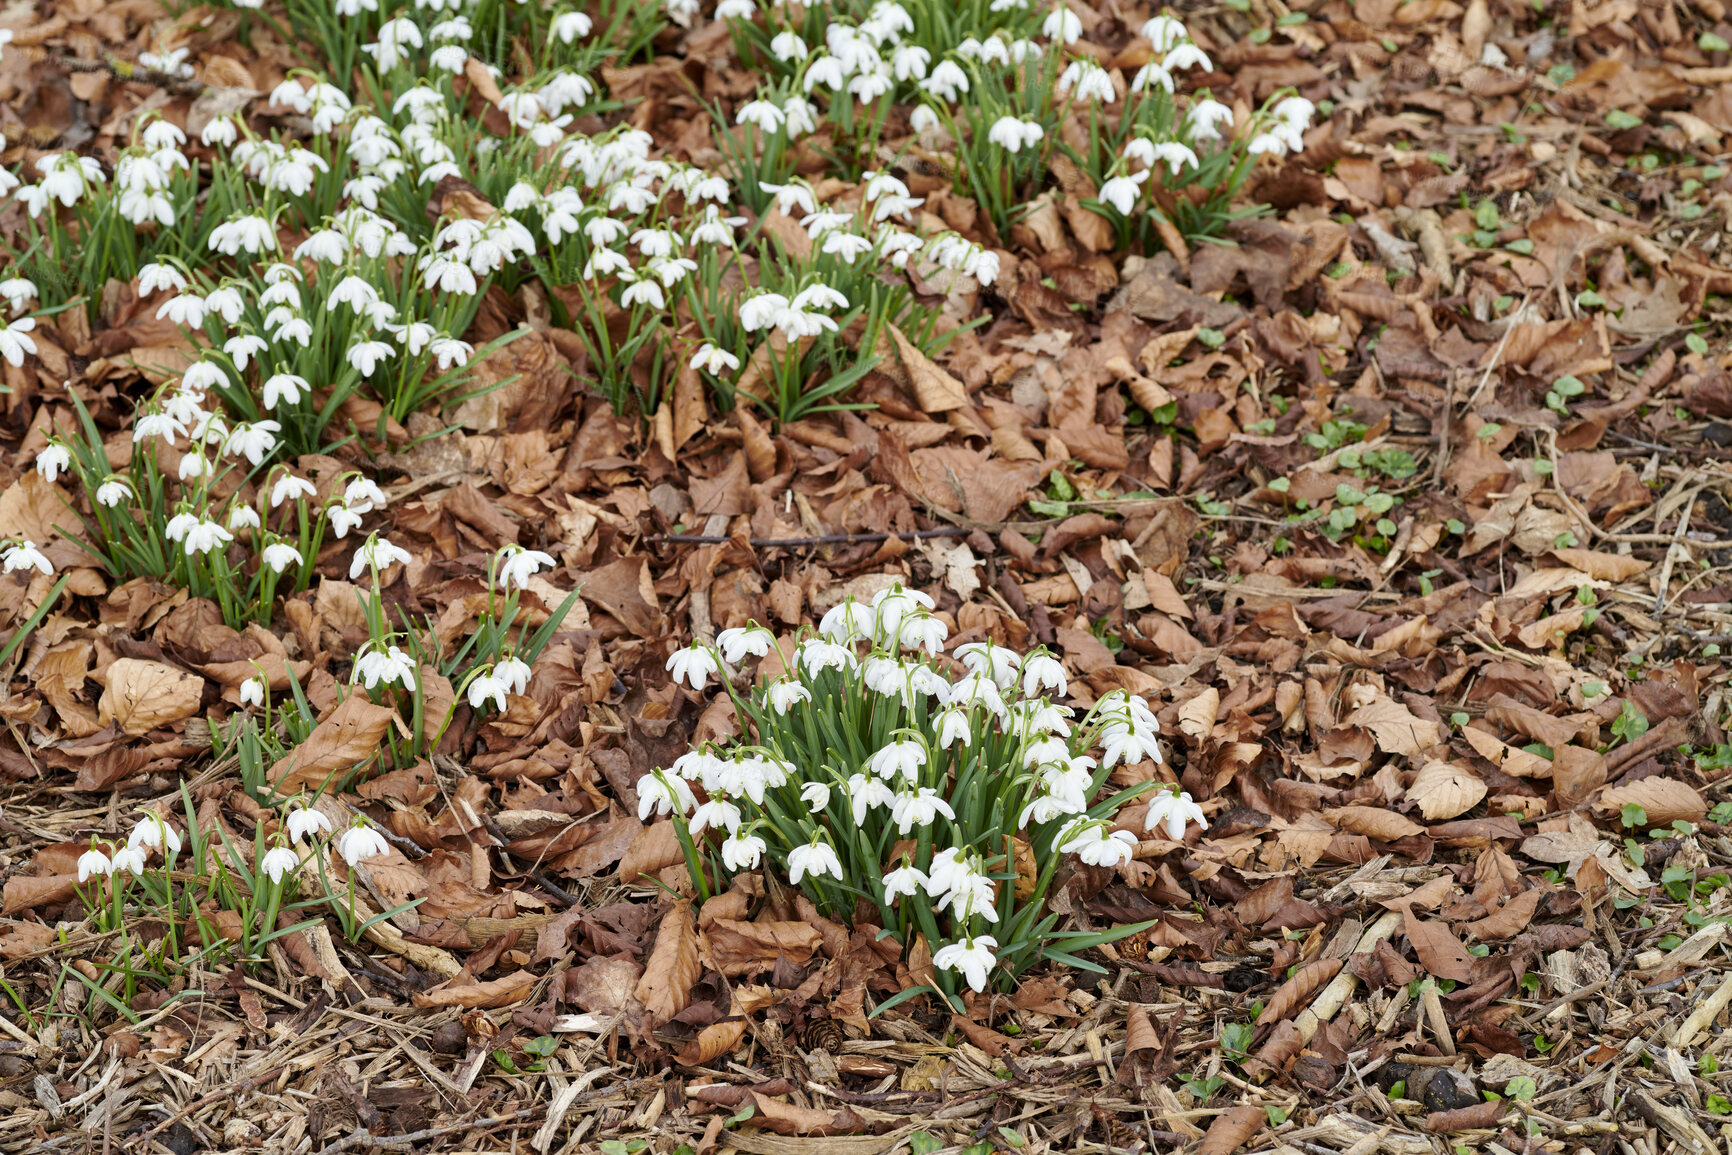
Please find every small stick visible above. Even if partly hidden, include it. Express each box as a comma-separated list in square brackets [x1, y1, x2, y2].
[648, 527, 972, 546]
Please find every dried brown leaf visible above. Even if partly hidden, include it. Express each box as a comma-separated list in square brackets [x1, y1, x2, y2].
[634, 902, 700, 1027]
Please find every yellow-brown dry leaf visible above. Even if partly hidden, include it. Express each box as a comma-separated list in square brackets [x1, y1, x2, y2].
[889, 325, 966, 413]
[1177, 687, 1219, 742]
[268, 693, 398, 792]
[705, 919, 822, 976]
[1462, 727, 1552, 778]
[635, 902, 700, 1026]
[1517, 606, 1590, 650]
[1552, 548, 1650, 582]
[412, 969, 536, 1009]
[1324, 805, 1426, 842]
[1197, 1104, 1266, 1155]
[1255, 958, 1343, 1025]
[418, 664, 454, 748]
[1344, 695, 1442, 757]
[1597, 777, 1707, 826]
[98, 659, 204, 736]
[736, 407, 776, 481]
[1405, 760, 1488, 821]
[677, 988, 751, 1066]
[619, 820, 685, 883]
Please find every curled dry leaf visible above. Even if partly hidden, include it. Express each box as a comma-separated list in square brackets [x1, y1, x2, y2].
[98, 659, 204, 736]
[1402, 908, 1477, 983]
[1462, 727, 1553, 778]
[634, 902, 701, 1027]
[1325, 806, 1426, 842]
[1197, 1104, 1266, 1155]
[411, 969, 537, 1009]
[1344, 695, 1442, 757]
[1255, 958, 1344, 1025]
[269, 693, 399, 792]
[1405, 761, 1488, 821]
[705, 918, 823, 976]
[1596, 777, 1707, 826]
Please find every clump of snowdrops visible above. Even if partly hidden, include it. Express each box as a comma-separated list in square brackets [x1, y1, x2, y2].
[638, 584, 1208, 1005]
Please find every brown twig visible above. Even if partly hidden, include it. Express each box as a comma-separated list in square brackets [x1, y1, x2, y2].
[648, 528, 972, 546]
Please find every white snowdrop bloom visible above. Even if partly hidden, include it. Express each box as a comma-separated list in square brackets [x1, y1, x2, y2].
[494, 656, 531, 695]
[689, 797, 742, 835]
[364, 17, 424, 71]
[636, 771, 697, 820]
[921, 59, 969, 100]
[34, 443, 70, 484]
[849, 65, 894, 102]
[988, 116, 1038, 152]
[932, 707, 970, 750]
[717, 626, 775, 663]
[157, 294, 208, 328]
[739, 291, 789, 333]
[1, 540, 51, 575]
[666, 644, 721, 691]
[787, 839, 844, 884]
[204, 286, 245, 325]
[690, 342, 741, 376]
[553, 11, 592, 41]
[467, 670, 509, 712]
[620, 277, 664, 309]
[665, 0, 700, 26]
[1058, 821, 1138, 867]
[337, 823, 391, 866]
[868, 738, 925, 785]
[771, 30, 808, 61]
[846, 772, 897, 824]
[1021, 652, 1066, 697]
[935, 936, 998, 992]
[331, 507, 369, 539]
[296, 230, 348, 264]
[210, 214, 277, 255]
[347, 340, 395, 376]
[736, 99, 785, 133]
[261, 542, 303, 573]
[177, 448, 209, 481]
[1144, 786, 1207, 840]
[760, 179, 818, 217]
[496, 545, 554, 590]
[342, 477, 387, 513]
[721, 831, 766, 871]
[1019, 789, 1084, 827]
[1142, 14, 1187, 51]
[354, 644, 417, 691]
[767, 679, 811, 715]
[138, 262, 187, 295]
[883, 864, 928, 900]
[891, 787, 955, 833]
[239, 677, 266, 707]
[183, 519, 232, 555]
[1059, 59, 1116, 102]
[1187, 99, 1234, 140]
[430, 44, 467, 71]
[351, 535, 412, 579]
[1150, 140, 1200, 174]
[798, 639, 856, 677]
[225, 421, 281, 466]
[803, 54, 847, 93]
[955, 642, 1021, 689]
[938, 868, 999, 922]
[0, 316, 40, 367]
[36, 152, 105, 206]
[1164, 43, 1211, 72]
[201, 116, 238, 147]
[1099, 170, 1148, 214]
[890, 43, 929, 80]
[228, 506, 261, 533]
[260, 277, 303, 306]
[78, 847, 113, 882]
[950, 672, 1007, 719]
[260, 845, 300, 883]
[270, 474, 317, 508]
[909, 105, 940, 133]
[109, 843, 145, 875]
[783, 96, 818, 136]
[133, 412, 185, 444]
[286, 804, 332, 843]
[262, 373, 309, 410]
[95, 478, 132, 508]
[0, 277, 36, 312]
[1042, 4, 1081, 42]
[429, 337, 474, 370]
[897, 613, 949, 658]
[716, 0, 754, 18]
[118, 187, 176, 227]
[800, 781, 831, 813]
[1131, 63, 1173, 94]
[223, 335, 270, 375]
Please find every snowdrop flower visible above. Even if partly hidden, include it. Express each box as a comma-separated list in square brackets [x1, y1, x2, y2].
[1142, 14, 1187, 51]
[868, 738, 926, 784]
[1042, 4, 1081, 43]
[1131, 63, 1174, 93]
[34, 443, 70, 484]
[892, 44, 930, 79]
[819, 598, 875, 642]
[261, 845, 300, 883]
[110, 845, 148, 876]
[0, 317, 35, 366]
[934, 935, 998, 992]
[846, 773, 897, 824]
[1143, 784, 1206, 840]
[799, 639, 856, 677]
[157, 294, 208, 328]
[337, 823, 391, 866]
[183, 519, 232, 555]
[202, 117, 238, 147]
[239, 677, 265, 707]
[225, 421, 281, 466]
[495, 655, 531, 695]
[956, 642, 1020, 689]
[1150, 141, 1200, 174]
[1163, 43, 1211, 72]
[342, 477, 387, 514]
[737, 100, 785, 133]
[347, 340, 395, 377]
[891, 787, 955, 833]
[95, 478, 132, 508]
[803, 54, 847, 92]
[466, 669, 508, 712]
[741, 292, 790, 331]
[270, 473, 317, 508]
[666, 643, 721, 691]
[909, 105, 940, 133]
[787, 838, 844, 884]
[721, 830, 766, 870]
[354, 644, 417, 691]
[1187, 99, 1234, 140]
[139, 262, 187, 295]
[1099, 170, 1148, 214]
[950, 672, 1007, 719]
[286, 804, 332, 843]
[350, 535, 412, 579]
[1059, 59, 1115, 102]
[262, 542, 303, 573]
[228, 506, 261, 532]
[620, 277, 664, 309]
[210, 214, 277, 256]
[430, 337, 473, 370]
[934, 707, 973, 750]
[770, 30, 808, 60]
[938, 869, 998, 923]
[883, 864, 928, 900]
[77, 847, 113, 882]
[497, 545, 555, 590]
[690, 343, 740, 376]
[553, 11, 593, 40]
[128, 814, 182, 856]
[0, 278, 37, 312]
[800, 781, 831, 813]
[637, 771, 698, 820]
[1, 540, 50, 575]
[784, 96, 819, 137]
[1019, 789, 1084, 827]
[1057, 819, 1137, 866]
[767, 678, 811, 715]
[849, 66, 894, 102]
[1021, 652, 1066, 697]
[921, 60, 969, 100]
[717, 626, 775, 663]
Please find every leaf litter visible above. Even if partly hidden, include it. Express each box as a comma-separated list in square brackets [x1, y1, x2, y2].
[0, 0, 1731, 1151]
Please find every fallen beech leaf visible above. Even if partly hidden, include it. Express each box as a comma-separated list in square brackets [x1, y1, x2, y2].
[1255, 958, 1343, 1025]
[1345, 695, 1442, 757]
[1325, 805, 1426, 842]
[269, 694, 398, 792]
[412, 969, 536, 1009]
[1405, 761, 1488, 821]
[1461, 887, 1543, 941]
[619, 820, 685, 883]
[1402, 909, 1476, 982]
[98, 659, 204, 736]
[1, 875, 76, 916]
[1462, 727, 1552, 778]
[1551, 548, 1649, 582]
[677, 988, 751, 1066]
[1197, 1104, 1265, 1155]
[634, 902, 700, 1027]
[1597, 777, 1707, 825]
[889, 325, 966, 412]
[744, 1091, 865, 1136]
[1551, 745, 1606, 807]
[1178, 687, 1219, 741]
[706, 919, 822, 976]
